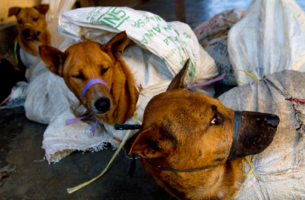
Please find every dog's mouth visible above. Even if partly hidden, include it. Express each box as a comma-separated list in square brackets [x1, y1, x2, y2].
[24, 36, 33, 41]
[229, 111, 280, 160]
[21, 29, 39, 41]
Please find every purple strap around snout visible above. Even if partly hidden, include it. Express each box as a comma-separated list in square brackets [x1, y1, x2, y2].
[65, 78, 109, 135]
[81, 78, 110, 99]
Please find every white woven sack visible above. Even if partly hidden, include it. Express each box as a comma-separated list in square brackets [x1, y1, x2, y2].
[219, 70, 305, 199]
[228, 0, 305, 85]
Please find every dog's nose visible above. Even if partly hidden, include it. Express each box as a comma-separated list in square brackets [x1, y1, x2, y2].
[265, 114, 280, 128]
[94, 98, 110, 113]
[22, 29, 30, 36]
[22, 29, 33, 40]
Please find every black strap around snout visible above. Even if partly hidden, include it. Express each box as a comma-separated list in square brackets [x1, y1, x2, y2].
[227, 111, 242, 160]
[145, 159, 219, 172]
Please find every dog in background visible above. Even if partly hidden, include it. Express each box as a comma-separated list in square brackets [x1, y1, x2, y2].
[39, 31, 139, 125]
[125, 61, 280, 200]
[1, 5, 50, 108]
[8, 4, 50, 68]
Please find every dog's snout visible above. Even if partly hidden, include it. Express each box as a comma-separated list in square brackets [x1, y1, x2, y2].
[22, 29, 34, 40]
[265, 114, 280, 128]
[244, 111, 280, 129]
[94, 98, 110, 113]
[22, 29, 30, 36]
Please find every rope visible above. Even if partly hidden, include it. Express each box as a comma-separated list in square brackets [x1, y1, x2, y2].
[14, 37, 19, 64]
[235, 69, 258, 82]
[67, 129, 132, 194]
[67, 113, 141, 194]
[244, 157, 258, 179]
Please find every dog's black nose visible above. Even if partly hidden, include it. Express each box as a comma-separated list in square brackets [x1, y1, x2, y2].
[22, 29, 33, 40]
[94, 98, 110, 113]
[22, 29, 30, 36]
[265, 114, 280, 128]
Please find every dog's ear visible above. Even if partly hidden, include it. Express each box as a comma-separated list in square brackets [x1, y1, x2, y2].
[102, 31, 128, 62]
[8, 7, 21, 17]
[39, 45, 65, 77]
[167, 59, 190, 91]
[34, 4, 49, 15]
[127, 127, 176, 159]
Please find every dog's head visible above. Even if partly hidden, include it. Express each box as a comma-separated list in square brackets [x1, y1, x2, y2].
[125, 60, 280, 199]
[39, 32, 128, 120]
[8, 4, 49, 41]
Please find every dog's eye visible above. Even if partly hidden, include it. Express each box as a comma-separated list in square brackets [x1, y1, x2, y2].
[18, 19, 22, 24]
[210, 114, 223, 125]
[211, 117, 218, 125]
[72, 74, 84, 80]
[33, 17, 38, 22]
[101, 67, 109, 75]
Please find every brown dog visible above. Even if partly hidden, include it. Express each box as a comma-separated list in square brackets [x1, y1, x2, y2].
[39, 31, 139, 125]
[126, 61, 280, 200]
[8, 4, 51, 57]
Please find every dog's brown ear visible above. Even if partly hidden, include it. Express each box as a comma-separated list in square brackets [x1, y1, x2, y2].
[103, 31, 128, 62]
[167, 59, 190, 91]
[39, 45, 65, 77]
[128, 127, 176, 159]
[8, 7, 21, 17]
[34, 4, 49, 15]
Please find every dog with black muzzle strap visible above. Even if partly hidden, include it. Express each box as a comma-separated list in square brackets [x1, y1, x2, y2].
[124, 60, 280, 200]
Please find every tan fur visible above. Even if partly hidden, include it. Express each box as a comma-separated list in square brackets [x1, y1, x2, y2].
[131, 90, 245, 200]
[8, 4, 51, 56]
[39, 32, 139, 125]
[126, 61, 279, 200]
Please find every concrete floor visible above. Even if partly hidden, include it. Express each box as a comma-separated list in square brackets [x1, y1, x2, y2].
[1, 0, 305, 200]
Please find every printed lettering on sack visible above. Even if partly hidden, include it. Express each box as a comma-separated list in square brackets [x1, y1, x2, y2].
[131, 15, 163, 28]
[85, 7, 196, 79]
[86, 7, 104, 23]
[97, 7, 130, 28]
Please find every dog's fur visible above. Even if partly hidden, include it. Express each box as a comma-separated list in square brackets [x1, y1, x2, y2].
[8, 4, 51, 56]
[39, 32, 139, 125]
[126, 61, 280, 200]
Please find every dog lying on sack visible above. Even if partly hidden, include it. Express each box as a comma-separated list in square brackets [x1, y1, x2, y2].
[8, 4, 51, 69]
[39, 31, 139, 126]
[125, 61, 282, 200]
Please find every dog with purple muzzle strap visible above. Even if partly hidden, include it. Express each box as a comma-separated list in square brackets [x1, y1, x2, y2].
[66, 78, 111, 135]
[40, 31, 139, 136]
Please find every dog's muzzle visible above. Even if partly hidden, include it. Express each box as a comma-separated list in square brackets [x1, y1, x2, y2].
[82, 78, 111, 114]
[22, 29, 36, 41]
[117, 110, 280, 172]
[228, 111, 280, 160]
[21, 23, 39, 41]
